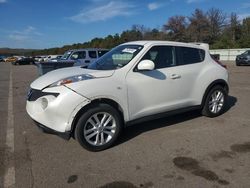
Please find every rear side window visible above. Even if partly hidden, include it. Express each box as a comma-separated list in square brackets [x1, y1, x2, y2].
[141, 46, 176, 69]
[176, 47, 205, 65]
[89, 51, 97, 58]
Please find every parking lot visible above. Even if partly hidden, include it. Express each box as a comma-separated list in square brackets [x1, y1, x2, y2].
[0, 62, 250, 188]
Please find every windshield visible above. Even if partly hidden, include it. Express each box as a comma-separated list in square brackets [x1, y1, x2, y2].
[87, 45, 143, 70]
[61, 50, 73, 60]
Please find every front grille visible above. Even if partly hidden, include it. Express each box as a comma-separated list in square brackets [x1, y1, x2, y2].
[27, 88, 59, 101]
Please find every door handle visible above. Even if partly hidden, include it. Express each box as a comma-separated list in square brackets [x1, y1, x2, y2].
[85, 60, 90, 63]
[170, 74, 181, 79]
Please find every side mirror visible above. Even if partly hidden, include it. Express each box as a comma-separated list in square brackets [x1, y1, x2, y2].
[137, 60, 155, 71]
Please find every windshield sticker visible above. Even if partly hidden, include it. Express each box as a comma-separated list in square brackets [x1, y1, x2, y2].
[122, 48, 137, 54]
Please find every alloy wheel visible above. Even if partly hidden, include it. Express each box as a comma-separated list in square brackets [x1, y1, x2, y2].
[208, 90, 224, 114]
[84, 112, 116, 146]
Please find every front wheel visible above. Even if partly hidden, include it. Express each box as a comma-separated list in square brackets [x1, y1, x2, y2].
[202, 86, 228, 117]
[74, 103, 123, 151]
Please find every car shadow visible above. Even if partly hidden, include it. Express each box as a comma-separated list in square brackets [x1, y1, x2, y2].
[116, 95, 237, 147]
[224, 95, 237, 113]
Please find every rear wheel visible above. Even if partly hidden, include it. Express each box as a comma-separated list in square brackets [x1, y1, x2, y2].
[202, 85, 227, 117]
[74, 103, 123, 151]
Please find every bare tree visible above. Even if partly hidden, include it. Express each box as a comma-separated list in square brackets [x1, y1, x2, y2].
[207, 8, 226, 43]
[163, 15, 187, 41]
[187, 9, 210, 42]
[229, 13, 241, 42]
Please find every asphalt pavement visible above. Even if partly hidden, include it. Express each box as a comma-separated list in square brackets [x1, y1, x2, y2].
[0, 62, 250, 188]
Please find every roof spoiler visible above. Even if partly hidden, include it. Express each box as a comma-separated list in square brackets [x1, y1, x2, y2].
[189, 43, 209, 50]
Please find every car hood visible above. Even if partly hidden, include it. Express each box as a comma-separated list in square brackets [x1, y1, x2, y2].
[30, 67, 114, 90]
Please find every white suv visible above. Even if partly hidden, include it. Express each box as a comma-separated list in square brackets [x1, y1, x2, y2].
[26, 41, 229, 151]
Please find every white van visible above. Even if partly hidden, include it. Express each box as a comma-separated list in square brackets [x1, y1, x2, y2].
[60, 48, 109, 67]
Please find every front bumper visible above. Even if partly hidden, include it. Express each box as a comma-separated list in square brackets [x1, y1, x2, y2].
[236, 59, 250, 64]
[26, 86, 90, 134]
[33, 120, 71, 140]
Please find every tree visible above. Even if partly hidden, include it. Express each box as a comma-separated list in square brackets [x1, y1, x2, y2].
[163, 15, 187, 41]
[229, 13, 241, 43]
[187, 9, 210, 42]
[144, 28, 167, 40]
[239, 17, 250, 47]
[207, 8, 226, 44]
[120, 30, 143, 42]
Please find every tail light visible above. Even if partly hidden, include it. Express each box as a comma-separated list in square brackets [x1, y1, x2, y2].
[211, 55, 227, 69]
[215, 59, 227, 69]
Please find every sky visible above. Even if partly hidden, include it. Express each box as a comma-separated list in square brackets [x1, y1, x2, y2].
[0, 0, 249, 49]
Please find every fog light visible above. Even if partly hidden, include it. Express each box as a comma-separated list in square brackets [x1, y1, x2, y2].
[41, 98, 48, 110]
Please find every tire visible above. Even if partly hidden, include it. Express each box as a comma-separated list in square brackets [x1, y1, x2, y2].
[74, 103, 123, 151]
[202, 85, 228, 118]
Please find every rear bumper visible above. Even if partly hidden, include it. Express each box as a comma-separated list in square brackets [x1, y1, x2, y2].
[33, 120, 71, 140]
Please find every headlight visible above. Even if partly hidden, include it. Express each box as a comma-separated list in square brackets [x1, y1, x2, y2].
[49, 74, 95, 87]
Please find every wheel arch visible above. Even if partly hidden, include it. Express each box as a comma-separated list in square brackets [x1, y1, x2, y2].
[201, 79, 229, 107]
[70, 98, 125, 137]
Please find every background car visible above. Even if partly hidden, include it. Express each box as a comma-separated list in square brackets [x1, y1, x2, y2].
[48, 55, 63, 62]
[60, 48, 109, 67]
[0, 56, 5, 62]
[44, 55, 62, 62]
[5, 56, 18, 63]
[13, 57, 35, 65]
[34, 56, 47, 62]
[236, 50, 250, 66]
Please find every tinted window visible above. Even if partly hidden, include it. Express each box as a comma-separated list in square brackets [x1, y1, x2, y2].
[141, 46, 176, 69]
[71, 51, 86, 60]
[88, 51, 97, 58]
[176, 47, 205, 65]
[242, 51, 249, 55]
[98, 50, 108, 57]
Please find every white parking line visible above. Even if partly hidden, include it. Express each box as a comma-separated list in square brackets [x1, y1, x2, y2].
[4, 66, 15, 188]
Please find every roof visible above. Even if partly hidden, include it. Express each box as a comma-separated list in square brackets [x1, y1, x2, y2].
[123, 40, 209, 50]
[67, 48, 109, 51]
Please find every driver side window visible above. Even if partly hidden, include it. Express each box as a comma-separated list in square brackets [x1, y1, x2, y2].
[141, 46, 176, 69]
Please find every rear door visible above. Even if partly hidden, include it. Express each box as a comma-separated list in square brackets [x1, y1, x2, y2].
[174, 46, 206, 104]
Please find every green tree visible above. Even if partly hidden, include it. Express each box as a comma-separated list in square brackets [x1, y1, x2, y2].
[239, 17, 250, 48]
